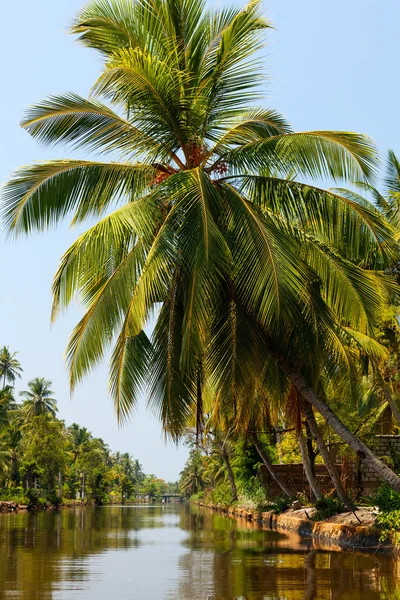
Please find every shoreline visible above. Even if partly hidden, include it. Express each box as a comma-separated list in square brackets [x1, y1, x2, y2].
[194, 501, 399, 555]
[0, 499, 164, 513]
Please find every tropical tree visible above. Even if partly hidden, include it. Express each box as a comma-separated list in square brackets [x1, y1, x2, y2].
[22, 415, 66, 492]
[20, 378, 58, 419]
[0, 347, 22, 389]
[179, 449, 206, 497]
[67, 423, 92, 463]
[2, 0, 400, 490]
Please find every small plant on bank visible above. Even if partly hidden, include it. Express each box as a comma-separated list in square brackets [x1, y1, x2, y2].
[376, 510, 400, 544]
[190, 491, 204, 502]
[367, 484, 400, 511]
[269, 496, 292, 515]
[210, 482, 236, 507]
[25, 489, 44, 509]
[312, 495, 345, 521]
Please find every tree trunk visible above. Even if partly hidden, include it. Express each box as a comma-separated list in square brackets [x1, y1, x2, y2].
[221, 447, 238, 502]
[302, 400, 356, 511]
[305, 421, 316, 474]
[285, 365, 400, 493]
[297, 425, 322, 501]
[252, 433, 293, 498]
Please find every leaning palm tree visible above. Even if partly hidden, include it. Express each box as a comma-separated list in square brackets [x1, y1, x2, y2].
[0, 347, 23, 389]
[3, 0, 400, 488]
[20, 378, 58, 419]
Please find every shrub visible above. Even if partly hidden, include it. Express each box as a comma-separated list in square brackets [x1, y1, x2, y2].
[25, 489, 43, 508]
[210, 482, 234, 507]
[313, 495, 345, 521]
[190, 491, 204, 502]
[370, 484, 400, 512]
[47, 490, 62, 507]
[376, 510, 400, 544]
[269, 495, 292, 514]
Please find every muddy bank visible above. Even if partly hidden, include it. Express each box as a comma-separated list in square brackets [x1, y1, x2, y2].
[0, 501, 24, 513]
[194, 501, 397, 554]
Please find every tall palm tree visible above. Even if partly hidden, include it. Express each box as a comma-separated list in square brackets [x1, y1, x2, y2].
[20, 378, 58, 419]
[0, 347, 22, 389]
[2, 0, 400, 488]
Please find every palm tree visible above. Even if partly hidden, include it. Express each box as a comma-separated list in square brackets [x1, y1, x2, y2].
[20, 378, 58, 419]
[3, 0, 400, 488]
[0, 386, 15, 428]
[0, 347, 22, 389]
[68, 423, 92, 463]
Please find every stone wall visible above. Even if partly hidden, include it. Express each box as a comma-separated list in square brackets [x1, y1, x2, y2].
[260, 435, 400, 498]
[358, 435, 400, 494]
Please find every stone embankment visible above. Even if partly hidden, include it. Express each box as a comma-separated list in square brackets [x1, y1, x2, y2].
[195, 501, 396, 554]
[0, 501, 24, 513]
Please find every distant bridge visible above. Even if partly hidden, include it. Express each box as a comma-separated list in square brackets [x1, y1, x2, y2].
[161, 494, 185, 503]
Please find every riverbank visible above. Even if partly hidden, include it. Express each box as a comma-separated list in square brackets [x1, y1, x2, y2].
[0, 499, 93, 513]
[194, 501, 399, 554]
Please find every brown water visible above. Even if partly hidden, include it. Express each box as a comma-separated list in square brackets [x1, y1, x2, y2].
[0, 504, 399, 599]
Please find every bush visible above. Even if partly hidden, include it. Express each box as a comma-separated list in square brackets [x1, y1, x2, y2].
[269, 495, 292, 514]
[369, 484, 400, 512]
[376, 510, 400, 544]
[47, 490, 62, 507]
[190, 491, 204, 502]
[210, 482, 235, 507]
[313, 495, 345, 521]
[25, 489, 43, 508]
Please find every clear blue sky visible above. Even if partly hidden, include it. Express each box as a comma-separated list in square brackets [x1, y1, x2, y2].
[0, 0, 398, 480]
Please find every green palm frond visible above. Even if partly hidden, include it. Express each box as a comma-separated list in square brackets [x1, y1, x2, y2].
[225, 131, 378, 182]
[2, 160, 155, 233]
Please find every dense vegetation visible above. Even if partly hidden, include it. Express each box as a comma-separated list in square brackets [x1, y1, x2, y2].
[2, 0, 400, 524]
[0, 346, 177, 506]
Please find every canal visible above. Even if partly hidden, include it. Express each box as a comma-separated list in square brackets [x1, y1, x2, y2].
[0, 504, 398, 599]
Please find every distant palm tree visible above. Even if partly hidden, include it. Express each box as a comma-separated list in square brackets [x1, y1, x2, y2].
[68, 423, 92, 463]
[0, 386, 16, 428]
[0, 347, 22, 389]
[20, 378, 58, 419]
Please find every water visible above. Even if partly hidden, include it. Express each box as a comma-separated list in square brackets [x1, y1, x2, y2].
[0, 504, 399, 599]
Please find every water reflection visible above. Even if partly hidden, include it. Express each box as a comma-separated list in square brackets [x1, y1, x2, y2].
[0, 505, 399, 599]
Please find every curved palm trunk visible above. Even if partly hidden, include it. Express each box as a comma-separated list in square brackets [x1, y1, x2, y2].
[221, 447, 238, 502]
[252, 433, 293, 498]
[302, 401, 356, 511]
[285, 366, 400, 493]
[297, 425, 322, 501]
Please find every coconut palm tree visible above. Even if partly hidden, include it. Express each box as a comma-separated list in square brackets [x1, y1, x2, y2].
[2, 0, 400, 488]
[68, 423, 92, 463]
[20, 378, 58, 419]
[0, 347, 22, 389]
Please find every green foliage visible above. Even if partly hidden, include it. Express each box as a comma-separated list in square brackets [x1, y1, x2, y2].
[313, 495, 345, 521]
[368, 484, 400, 511]
[268, 496, 292, 515]
[376, 510, 400, 544]
[25, 489, 43, 508]
[210, 482, 235, 507]
[0, 345, 173, 506]
[190, 491, 204, 502]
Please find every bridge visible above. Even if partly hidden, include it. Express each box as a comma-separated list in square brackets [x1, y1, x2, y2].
[161, 494, 185, 503]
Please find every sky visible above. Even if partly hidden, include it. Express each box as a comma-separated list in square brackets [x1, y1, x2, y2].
[0, 0, 399, 480]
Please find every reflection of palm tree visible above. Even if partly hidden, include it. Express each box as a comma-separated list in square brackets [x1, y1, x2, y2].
[0, 346, 22, 389]
[20, 378, 58, 419]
